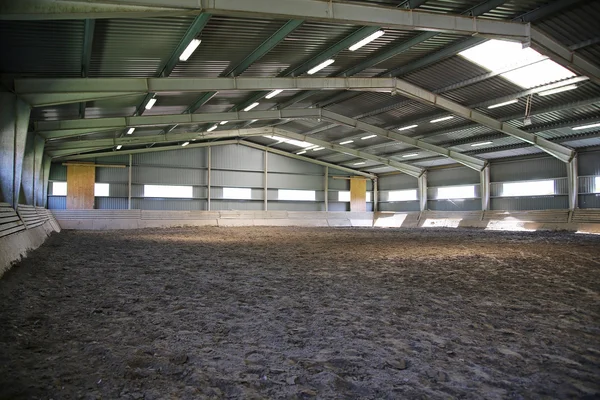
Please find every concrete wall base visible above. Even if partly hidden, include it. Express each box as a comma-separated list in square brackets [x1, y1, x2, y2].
[0, 220, 61, 277]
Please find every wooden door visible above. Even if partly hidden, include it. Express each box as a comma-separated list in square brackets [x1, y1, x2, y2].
[350, 176, 367, 212]
[66, 164, 95, 209]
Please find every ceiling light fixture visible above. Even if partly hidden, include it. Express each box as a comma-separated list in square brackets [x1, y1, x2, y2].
[116, 145, 122, 150]
[361, 134, 377, 140]
[349, 30, 385, 51]
[220, 121, 228, 125]
[353, 162, 366, 166]
[402, 153, 419, 158]
[207, 124, 218, 132]
[244, 102, 260, 111]
[265, 89, 284, 99]
[297, 150, 307, 155]
[307, 59, 335, 75]
[340, 140, 354, 145]
[572, 122, 600, 131]
[127, 128, 135, 134]
[181, 142, 190, 147]
[179, 38, 201, 61]
[471, 141, 493, 147]
[312, 147, 325, 151]
[488, 99, 518, 109]
[145, 97, 157, 110]
[538, 84, 578, 96]
[430, 116, 454, 123]
[397, 124, 418, 131]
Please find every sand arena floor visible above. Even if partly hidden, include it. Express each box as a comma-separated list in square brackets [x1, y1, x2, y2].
[0, 226, 599, 399]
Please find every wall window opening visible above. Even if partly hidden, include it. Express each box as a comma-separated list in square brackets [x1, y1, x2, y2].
[278, 189, 315, 201]
[388, 189, 417, 201]
[222, 187, 252, 200]
[502, 180, 554, 197]
[144, 184, 193, 198]
[94, 183, 110, 197]
[437, 185, 475, 200]
[51, 182, 67, 196]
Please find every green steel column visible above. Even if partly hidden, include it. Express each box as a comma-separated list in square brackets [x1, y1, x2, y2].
[0, 92, 31, 208]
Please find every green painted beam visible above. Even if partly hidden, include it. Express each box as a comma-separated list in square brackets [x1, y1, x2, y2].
[79, 18, 95, 118]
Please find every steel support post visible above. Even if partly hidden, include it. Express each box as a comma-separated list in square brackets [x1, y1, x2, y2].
[480, 165, 490, 212]
[324, 166, 328, 212]
[264, 150, 268, 211]
[207, 147, 211, 211]
[418, 172, 428, 213]
[567, 155, 578, 211]
[128, 154, 132, 210]
[373, 178, 378, 213]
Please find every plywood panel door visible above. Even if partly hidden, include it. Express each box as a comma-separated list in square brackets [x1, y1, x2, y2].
[67, 164, 95, 209]
[350, 176, 367, 212]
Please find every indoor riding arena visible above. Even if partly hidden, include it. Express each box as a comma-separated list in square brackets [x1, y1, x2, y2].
[1, 1, 599, 399]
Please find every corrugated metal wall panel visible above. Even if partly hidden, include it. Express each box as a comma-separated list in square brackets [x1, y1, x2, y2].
[268, 173, 323, 190]
[490, 197, 569, 210]
[428, 199, 481, 211]
[106, 183, 128, 198]
[211, 144, 264, 170]
[579, 176, 598, 194]
[48, 196, 66, 210]
[49, 164, 67, 181]
[96, 167, 129, 183]
[211, 170, 264, 188]
[428, 167, 480, 186]
[132, 199, 207, 210]
[379, 201, 420, 212]
[328, 203, 349, 212]
[95, 155, 129, 164]
[328, 177, 349, 191]
[210, 201, 263, 211]
[132, 166, 206, 185]
[267, 153, 323, 175]
[378, 174, 418, 190]
[134, 147, 206, 168]
[579, 194, 600, 209]
[95, 197, 128, 209]
[267, 202, 324, 212]
[490, 156, 566, 181]
[578, 150, 600, 176]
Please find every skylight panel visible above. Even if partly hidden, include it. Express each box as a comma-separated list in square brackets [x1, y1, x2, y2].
[263, 135, 314, 148]
[459, 40, 575, 89]
[501, 59, 575, 89]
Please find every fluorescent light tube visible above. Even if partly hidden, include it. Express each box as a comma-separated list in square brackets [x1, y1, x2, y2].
[349, 30, 385, 51]
[116, 145, 122, 150]
[207, 124, 218, 132]
[340, 140, 354, 145]
[308, 59, 335, 75]
[312, 147, 325, 151]
[127, 128, 135, 134]
[145, 98, 157, 110]
[402, 153, 419, 158]
[538, 84, 577, 96]
[353, 162, 366, 166]
[361, 135, 377, 140]
[572, 122, 600, 131]
[297, 150, 307, 155]
[179, 38, 201, 61]
[430, 116, 454, 123]
[265, 89, 284, 99]
[220, 121, 228, 125]
[181, 142, 190, 147]
[244, 102, 260, 111]
[397, 124, 418, 131]
[471, 141, 493, 147]
[488, 99, 518, 109]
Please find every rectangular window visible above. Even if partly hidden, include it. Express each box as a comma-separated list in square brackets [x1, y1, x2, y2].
[223, 187, 252, 200]
[278, 189, 315, 201]
[595, 176, 600, 193]
[94, 183, 110, 197]
[502, 180, 554, 197]
[144, 184, 193, 198]
[437, 185, 475, 200]
[388, 189, 417, 202]
[338, 191, 372, 202]
[51, 182, 67, 196]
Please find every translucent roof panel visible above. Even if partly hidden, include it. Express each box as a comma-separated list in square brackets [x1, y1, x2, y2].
[459, 39, 575, 89]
